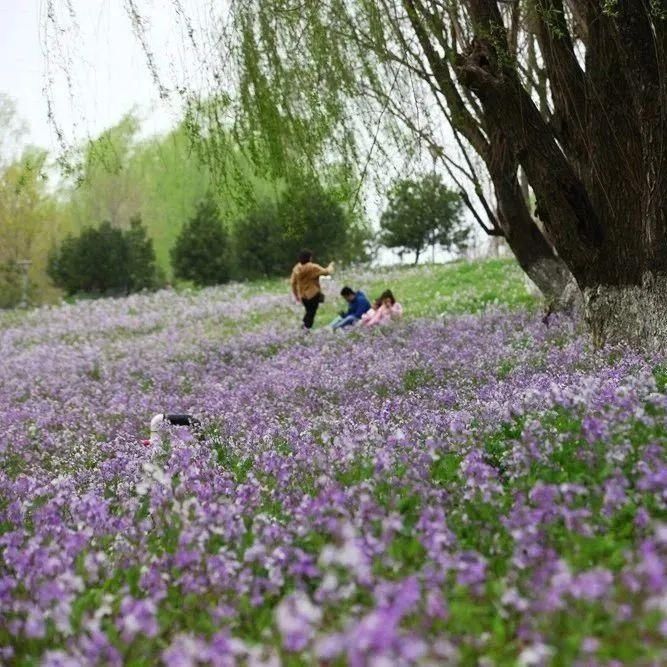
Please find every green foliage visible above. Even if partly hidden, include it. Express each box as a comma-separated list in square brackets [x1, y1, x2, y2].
[59, 115, 282, 279]
[48, 222, 127, 295]
[653, 364, 667, 393]
[123, 122, 212, 272]
[601, 0, 620, 17]
[233, 200, 288, 279]
[277, 181, 350, 268]
[233, 181, 369, 279]
[171, 195, 232, 286]
[125, 215, 164, 292]
[380, 174, 468, 264]
[402, 367, 437, 391]
[47, 217, 161, 296]
[65, 115, 144, 230]
[0, 261, 23, 309]
[0, 139, 60, 307]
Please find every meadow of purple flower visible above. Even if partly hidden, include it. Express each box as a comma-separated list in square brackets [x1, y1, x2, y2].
[1, 268, 666, 665]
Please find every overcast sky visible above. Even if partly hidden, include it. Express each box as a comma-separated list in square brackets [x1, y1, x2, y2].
[1, 0, 493, 260]
[1, 0, 184, 153]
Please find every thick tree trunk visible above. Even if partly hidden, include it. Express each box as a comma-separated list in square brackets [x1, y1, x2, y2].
[404, 0, 580, 312]
[456, 0, 666, 348]
[487, 127, 581, 313]
[584, 274, 667, 350]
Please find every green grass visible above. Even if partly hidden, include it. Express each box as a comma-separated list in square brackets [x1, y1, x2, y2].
[320, 259, 535, 322]
[0, 257, 535, 341]
[223, 258, 537, 331]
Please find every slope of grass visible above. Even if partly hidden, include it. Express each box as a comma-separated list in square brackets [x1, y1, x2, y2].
[181, 258, 537, 332]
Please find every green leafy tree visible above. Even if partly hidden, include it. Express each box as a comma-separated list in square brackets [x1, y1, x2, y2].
[66, 115, 144, 230]
[278, 182, 348, 271]
[380, 174, 467, 264]
[125, 214, 163, 292]
[171, 196, 232, 286]
[277, 179, 372, 268]
[0, 96, 61, 306]
[59, 115, 283, 277]
[0, 149, 54, 307]
[48, 222, 129, 295]
[233, 181, 369, 279]
[0, 262, 22, 309]
[233, 201, 287, 279]
[47, 219, 161, 296]
[124, 122, 213, 271]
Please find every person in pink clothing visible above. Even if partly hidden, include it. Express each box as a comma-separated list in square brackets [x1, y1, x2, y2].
[360, 297, 381, 324]
[363, 290, 403, 327]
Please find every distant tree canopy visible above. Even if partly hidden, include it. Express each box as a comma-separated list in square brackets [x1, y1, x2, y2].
[61, 114, 282, 276]
[125, 215, 164, 293]
[0, 94, 58, 307]
[0, 150, 45, 307]
[47, 217, 161, 296]
[0, 99, 373, 304]
[234, 182, 371, 279]
[55, 113, 369, 284]
[233, 202, 286, 280]
[380, 174, 468, 264]
[171, 196, 232, 287]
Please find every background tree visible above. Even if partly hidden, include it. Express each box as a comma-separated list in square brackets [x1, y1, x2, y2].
[233, 201, 287, 280]
[60, 115, 283, 277]
[66, 115, 144, 230]
[277, 181, 349, 272]
[0, 94, 65, 307]
[171, 196, 232, 286]
[380, 174, 467, 264]
[125, 214, 163, 293]
[127, 122, 281, 272]
[0, 147, 60, 307]
[234, 181, 370, 279]
[47, 218, 161, 296]
[0, 95, 27, 162]
[48, 222, 129, 296]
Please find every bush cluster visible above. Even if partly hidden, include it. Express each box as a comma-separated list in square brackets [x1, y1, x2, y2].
[171, 183, 370, 286]
[0, 262, 26, 309]
[47, 216, 163, 297]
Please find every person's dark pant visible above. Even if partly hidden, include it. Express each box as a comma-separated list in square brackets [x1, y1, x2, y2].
[301, 294, 321, 329]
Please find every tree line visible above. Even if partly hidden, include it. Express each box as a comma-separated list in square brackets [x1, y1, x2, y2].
[0, 95, 469, 301]
[46, 173, 469, 295]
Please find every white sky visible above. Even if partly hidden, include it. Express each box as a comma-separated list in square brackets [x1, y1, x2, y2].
[1, 0, 183, 152]
[0, 0, 495, 261]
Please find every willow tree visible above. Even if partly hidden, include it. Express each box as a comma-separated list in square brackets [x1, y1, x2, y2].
[47, 1, 666, 346]
[226, 1, 579, 313]
[457, 0, 666, 348]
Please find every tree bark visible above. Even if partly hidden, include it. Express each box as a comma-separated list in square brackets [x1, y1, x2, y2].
[456, 35, 604, 281]
[487, 127, 580, 313]
[584, 274, 667, 350]
[404, 0, 580, 313]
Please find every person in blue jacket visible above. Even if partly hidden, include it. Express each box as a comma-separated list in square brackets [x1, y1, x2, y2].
[330, 286, 371, 330]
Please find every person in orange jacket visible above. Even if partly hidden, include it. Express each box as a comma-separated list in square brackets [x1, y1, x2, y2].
[290, 249, 334, 330]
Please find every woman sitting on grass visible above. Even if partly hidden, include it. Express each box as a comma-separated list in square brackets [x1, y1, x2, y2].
[362, 289, 403, 327]
[360, 297, 381, 324]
